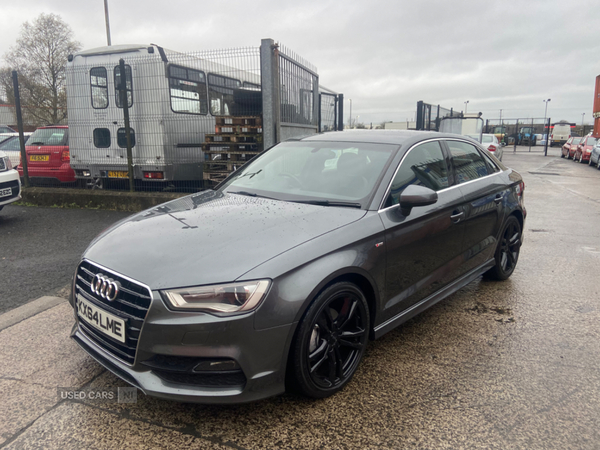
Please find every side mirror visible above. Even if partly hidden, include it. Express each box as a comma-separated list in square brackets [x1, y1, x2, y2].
[399, 185, 438, 216]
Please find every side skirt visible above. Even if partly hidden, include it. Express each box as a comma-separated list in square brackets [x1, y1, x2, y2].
[373, 259, 495, 339]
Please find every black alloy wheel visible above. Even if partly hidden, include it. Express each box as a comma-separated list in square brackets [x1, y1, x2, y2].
[291, 282, 369, 398]
[485, 215, 522, 281]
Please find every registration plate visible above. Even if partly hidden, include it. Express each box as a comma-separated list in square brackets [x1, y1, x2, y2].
[30, 155, 49, 162]
[108, 171, 129, 178]
[0, 187, 12, 198]
[76, 294, 126, 343]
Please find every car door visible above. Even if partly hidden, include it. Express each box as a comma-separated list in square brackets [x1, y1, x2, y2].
[379, 140, 466, 322]
[444, 139, 508, 275]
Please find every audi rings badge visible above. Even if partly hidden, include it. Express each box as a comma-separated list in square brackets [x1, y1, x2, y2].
[92, 274, 120, 301]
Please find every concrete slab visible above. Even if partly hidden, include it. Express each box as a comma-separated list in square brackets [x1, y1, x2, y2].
[0, 296, 66, 332]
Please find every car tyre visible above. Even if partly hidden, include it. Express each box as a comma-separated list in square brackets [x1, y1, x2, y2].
[560, 151, 565, 158]
[291, 282, 369, 398]
[484, 215, 522, 281]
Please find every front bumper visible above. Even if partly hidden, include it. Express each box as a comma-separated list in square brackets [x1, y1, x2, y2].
[69, 261, 293, 404]
[0, 169, 21, 207]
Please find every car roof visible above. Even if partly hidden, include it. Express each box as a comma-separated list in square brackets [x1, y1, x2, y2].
[298, 130, 468, 146]
[35, 125, 68, 129]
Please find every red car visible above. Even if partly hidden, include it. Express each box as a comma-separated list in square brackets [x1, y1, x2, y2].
[573, 135, 598, 163]
[17, 126, 75, 184]
[561, 137, 582, 159]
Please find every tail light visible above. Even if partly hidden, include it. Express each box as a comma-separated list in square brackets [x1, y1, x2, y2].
[143, 171, 164, 179]
[61, 150, 70, 162]
[488, 145, 497, 152]
[516, 181, 525, 202]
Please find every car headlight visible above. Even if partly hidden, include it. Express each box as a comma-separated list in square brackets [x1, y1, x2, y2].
[162, 280, 271, 314]
[1, 156, 11, 171]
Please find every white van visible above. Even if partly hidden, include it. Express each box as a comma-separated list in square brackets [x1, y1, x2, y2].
[550, 121, 572, 146]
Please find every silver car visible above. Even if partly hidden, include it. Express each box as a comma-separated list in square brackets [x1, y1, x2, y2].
[589, 142, 600, 169]
[468, 134, 503, 161]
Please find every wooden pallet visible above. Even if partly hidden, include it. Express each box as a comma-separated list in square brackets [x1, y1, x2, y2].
[205, 134, 262, 144]
[205, 152, 259, 163]
[203, 172, 229, 183]
[215, 116, 262, 127]
[202, 142, 260, 153]
[215, 125, 262, 135]
[205, 160, 248, 171]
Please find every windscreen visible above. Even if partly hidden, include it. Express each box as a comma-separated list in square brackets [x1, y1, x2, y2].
[220, 141, 398, 207]
[28, 128, 68, 146]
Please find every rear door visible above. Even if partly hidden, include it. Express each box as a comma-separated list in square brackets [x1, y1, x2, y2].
[443, 139, 508, 274]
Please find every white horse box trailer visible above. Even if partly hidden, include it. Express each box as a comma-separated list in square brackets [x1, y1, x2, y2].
[66, 44, 262, 186]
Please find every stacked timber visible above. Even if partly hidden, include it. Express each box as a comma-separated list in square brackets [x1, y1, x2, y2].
[203, 116, 263, 185]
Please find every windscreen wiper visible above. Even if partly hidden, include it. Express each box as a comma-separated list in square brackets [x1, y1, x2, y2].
[289, 199, 362, 208]
[227, 190, 277, 200]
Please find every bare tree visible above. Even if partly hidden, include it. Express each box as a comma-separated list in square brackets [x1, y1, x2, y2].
[2, 13, 81, 125]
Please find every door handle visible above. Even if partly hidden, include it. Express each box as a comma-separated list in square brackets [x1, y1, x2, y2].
[494, 194, 503, 204]
[450, 211, 464, 223]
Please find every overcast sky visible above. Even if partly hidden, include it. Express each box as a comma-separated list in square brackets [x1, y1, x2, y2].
[2, 0, 599, 126]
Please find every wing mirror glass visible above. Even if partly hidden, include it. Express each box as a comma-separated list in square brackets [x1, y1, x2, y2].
[399, 185, 438, 216]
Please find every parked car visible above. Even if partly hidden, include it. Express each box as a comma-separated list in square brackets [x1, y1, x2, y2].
[589, 141, 600, 169]
[561, 137, 582, 159]
[17, 125, 75, 184]
[468, 133, 503, 160]
[573, 135, 597, 163]
[69, 130, 526, 404]
[549, 121, 572, 147]
[0, 148, 21, 212]
[0, 134, 31, 167]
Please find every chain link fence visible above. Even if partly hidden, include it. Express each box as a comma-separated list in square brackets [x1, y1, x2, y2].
[9, 40, 344, 193]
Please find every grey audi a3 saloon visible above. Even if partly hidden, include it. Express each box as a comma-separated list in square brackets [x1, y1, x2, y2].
[70, 130, 526, 404]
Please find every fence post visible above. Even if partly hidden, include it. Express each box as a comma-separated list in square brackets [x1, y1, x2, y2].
[544, 118, 551, 156]
[318, 93, 322, 133]
[529, 118, 533, 152]
[12, 71, 29, 188]
[118, 59, 134, 192]
[337, 93, 344, 131]
[260, 38, 280, 150]
[514, 120, 518, 153]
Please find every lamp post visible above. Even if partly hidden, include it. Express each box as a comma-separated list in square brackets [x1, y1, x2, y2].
[104, 0, 112, 46]
[543, 99, 551, 139]
[464, 100, 469, 115]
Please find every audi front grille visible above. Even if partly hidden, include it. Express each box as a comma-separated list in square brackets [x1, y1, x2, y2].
[75, 260, 152, 365]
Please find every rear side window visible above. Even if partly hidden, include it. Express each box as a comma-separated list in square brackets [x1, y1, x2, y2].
[446, 140, 489, 183]
[168, 65, 208, 115]
[117, 128, 135, 148]
[114, 65, 133, 108]
[384, 141, 449, 207]
[90, 67, 108, 109]
[93, 128, 111, 148]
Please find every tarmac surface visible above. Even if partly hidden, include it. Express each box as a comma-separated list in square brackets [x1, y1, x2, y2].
[1, 146, 599, 449]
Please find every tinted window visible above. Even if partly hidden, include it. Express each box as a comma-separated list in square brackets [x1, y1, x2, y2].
[384, 141, 449, 207]
[169, 65, 208, 115]
[117, 128, 135, 148]
[208, 74, 241, 116]
[28, 128, 68, 146]
[90, 67, 108, 109]
[93, 128, 111, 148]
[114, 65, 133, 108]
[446, 140, 489, 183]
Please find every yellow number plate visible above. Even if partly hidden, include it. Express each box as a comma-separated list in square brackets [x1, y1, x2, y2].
[30, 155, 49, 162]
[108, 171, 129, 178]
